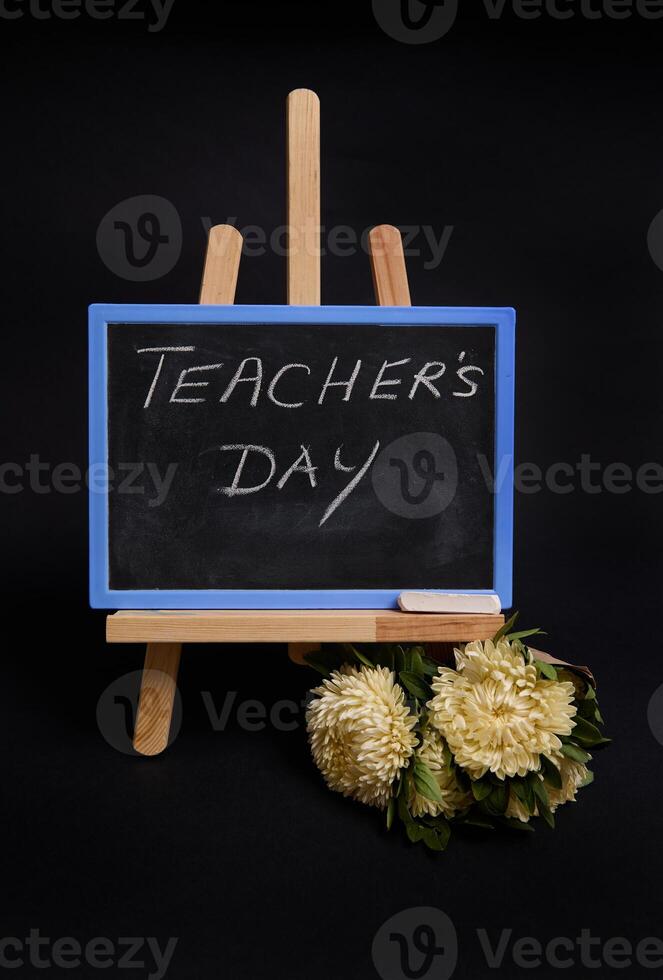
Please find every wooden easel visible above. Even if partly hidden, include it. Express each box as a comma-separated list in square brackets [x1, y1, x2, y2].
[109, 90, 504, 756]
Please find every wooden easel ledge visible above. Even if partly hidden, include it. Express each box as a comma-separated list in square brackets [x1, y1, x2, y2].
[107, 610, 504, 646]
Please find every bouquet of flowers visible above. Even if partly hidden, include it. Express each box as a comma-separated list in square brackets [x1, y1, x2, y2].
[305, 616, 609, 852]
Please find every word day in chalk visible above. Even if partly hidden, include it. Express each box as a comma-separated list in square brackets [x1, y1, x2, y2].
[137, 346, 486, 409]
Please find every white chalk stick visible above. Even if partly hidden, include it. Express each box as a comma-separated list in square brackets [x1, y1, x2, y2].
[398, 593, 502, 615]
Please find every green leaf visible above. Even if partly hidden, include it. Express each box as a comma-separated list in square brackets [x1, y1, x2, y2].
[572, 716, 605, 747]
[500, 816, 535, 832]
[304, 646, 349, 677]
[507, 629, 546, 642]
[421, 827, 446, 852]
[342, 644, 374, 669]
[535, 660, 558, 681]
[422, 660, 439, 677]
[579, 770, 595, 789]
[538, 803, 555, 830]
[486, 782, 509, 815]
[461, 813, 496, 831]
[399, 672, 431, 701]
[530, 775, 550, 810]
[410, 647, 425, 677]
[561, 743, 591, 764]
[471, 780, 493, 802]
[577, 699, 599, 721]
[303, 654, 333, 678]
[511, 779, 531, 809]
[398, 794, 411, 827]
[434, 816, 452, 849]
[584, 685, 597, 700]
[371, 645, 396, 671]
[412, 762, 444, 804]
[540, 757, 563, 791]
[406, 821, 424, 844]
[493, 612, 519, 643]
[386, 797, 396, 831]
[394, 646, 406, 673]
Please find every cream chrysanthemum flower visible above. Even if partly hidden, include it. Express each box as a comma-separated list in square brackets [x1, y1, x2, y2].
[548, 757, 589, 811]
[407, 728, 472, 819]
[427, 639, 577, 781]
[306, 666, 418, 809]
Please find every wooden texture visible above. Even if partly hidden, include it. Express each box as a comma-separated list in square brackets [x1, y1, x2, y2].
[199, 224, 243, 304]
[108, 610, 504, 645]
[133, 643, 182, 756]
[369, 225, 412, 307]
[287, 89, 321, 305]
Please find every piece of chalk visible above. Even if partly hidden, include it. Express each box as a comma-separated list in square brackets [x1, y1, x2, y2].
[397, 593, 502, 614]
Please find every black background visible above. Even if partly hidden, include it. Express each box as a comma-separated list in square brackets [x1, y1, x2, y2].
[2, 2, 663, 978]
[107, 322, 495, 591]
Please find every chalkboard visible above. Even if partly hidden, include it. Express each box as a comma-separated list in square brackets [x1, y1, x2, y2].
[89, 305, 515, 608]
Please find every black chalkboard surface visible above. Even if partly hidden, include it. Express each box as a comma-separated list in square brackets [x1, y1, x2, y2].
[89, 305, 515, 608]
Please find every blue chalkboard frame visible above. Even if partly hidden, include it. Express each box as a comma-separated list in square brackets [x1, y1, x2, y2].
[89, 304, 515, 610]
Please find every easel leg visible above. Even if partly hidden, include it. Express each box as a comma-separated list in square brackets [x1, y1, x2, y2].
[133, 643, 182, 756]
